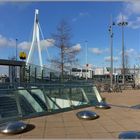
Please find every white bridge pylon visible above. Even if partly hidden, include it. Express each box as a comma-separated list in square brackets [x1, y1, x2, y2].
[26, 9, 43, 68]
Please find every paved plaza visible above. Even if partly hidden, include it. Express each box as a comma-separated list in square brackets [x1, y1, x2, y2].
[1, 89, 140, 138]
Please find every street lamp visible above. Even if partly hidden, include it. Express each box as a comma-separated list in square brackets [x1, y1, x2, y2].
[85, 40, 88, 80]
[118, 16, 128, 85]
[108, 15, 115, 89]
[15, 38, 18, 61]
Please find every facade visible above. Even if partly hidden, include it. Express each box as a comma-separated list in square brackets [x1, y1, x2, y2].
[71, 67, 94, 79]
[71, 67, 110, 79]
[93, 67, 110, 75]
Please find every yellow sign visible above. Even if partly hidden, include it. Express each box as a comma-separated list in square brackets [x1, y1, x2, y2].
[19, 52, 26, 60]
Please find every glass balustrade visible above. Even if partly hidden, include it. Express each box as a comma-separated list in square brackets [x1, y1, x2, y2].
[0, 82, 102, 124]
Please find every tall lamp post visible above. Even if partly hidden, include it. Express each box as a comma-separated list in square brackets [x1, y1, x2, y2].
[16, 38, 18, 61]
[118, 16, 128, 85]
[108, 16, 115, 89]
[85, 40, 88, 80]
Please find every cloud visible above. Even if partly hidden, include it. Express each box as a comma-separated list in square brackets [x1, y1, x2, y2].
[125, 1, 140, 15]
[0, 34, 50, 50]
[64, 43, 81, 54]
[116, 13, 129, 23]
[116, 1, 140, 29]
[90, 47, 110, 55]
[119, 48, 135, 55]
[125, 48, 135, 56]
[72, 12, 90, 22]
[18, 41, 31, 50]
[91, 48, 102, 55]
[40, 39, 55, 49]
[128, 17, 140, 29]
[18, 38, 55, 50]
[71, 43, 81, 52]
[104, 56, 119, 62]
[137, 54, 140, 59]
[0, 34, 16, 47]
[104, 47, 110, 53]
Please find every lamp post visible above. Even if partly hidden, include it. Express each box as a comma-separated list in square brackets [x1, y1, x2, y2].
[108, 16, 115, 89]
[118, 16, 128, 85]
[85, 40, 88, 80]
[16, 38, 18, 61]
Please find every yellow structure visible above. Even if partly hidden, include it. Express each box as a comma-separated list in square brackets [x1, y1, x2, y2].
[19, 52, 26, 60]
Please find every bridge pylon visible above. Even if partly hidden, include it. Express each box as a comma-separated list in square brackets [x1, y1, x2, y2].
[26, 9, 43, 69]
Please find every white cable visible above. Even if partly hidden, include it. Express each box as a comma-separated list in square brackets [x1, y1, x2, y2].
[38, 23, 52, 62]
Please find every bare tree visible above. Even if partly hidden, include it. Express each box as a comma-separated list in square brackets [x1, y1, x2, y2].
[51, 20, 80, 80]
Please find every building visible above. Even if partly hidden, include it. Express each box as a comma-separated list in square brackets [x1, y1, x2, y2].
[93, 67, 110, 75]
[71, 67, 94, 79]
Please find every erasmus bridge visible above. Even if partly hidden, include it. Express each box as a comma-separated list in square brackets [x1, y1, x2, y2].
[26, 9, 51, 69]
[23, 9, 59, 83]
[0, 9, 57, 84]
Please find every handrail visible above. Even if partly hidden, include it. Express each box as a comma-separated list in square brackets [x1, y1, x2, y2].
[0, 82, 93, 91]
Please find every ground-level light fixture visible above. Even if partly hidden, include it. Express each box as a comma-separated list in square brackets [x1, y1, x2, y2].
[76, 110, 99, 120]
[119, 131, 140, 139]
[95, 101, 111, 109]
[0, 121, 27, 134]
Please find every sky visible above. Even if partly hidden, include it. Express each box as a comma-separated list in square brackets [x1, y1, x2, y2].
[0, 1, 140, 73]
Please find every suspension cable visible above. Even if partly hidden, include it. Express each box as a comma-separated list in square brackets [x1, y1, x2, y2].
[38, 23, 51, 62]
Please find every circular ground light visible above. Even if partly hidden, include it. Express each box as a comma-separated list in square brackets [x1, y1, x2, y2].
[95, 101, 111, 109]
[119, 131, 140, 139]
[76, 110, 99, 120]
[0, 121, 27, 134]
[131, 104, 140, 109]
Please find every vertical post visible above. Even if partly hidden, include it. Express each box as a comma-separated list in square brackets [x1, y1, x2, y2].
[108, 16, 115, 90]
[19, 66, 22, 84]
[50, 72, 52, 81]
[122, 16, 125, 85]
[134, 65, 135, 76]
[16, 39, 18, 61]
[35, 67, 37, 83]
[28, 66, 31, 83]
[85, 40, 88, 80]
[70, 69, 71, 81]
[118, 15, 128, 86]
[110, 16, 113, 89]
[41, 69, 44, 82]
[21, 65, 26, 83]
[61, 44, 64, 82]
